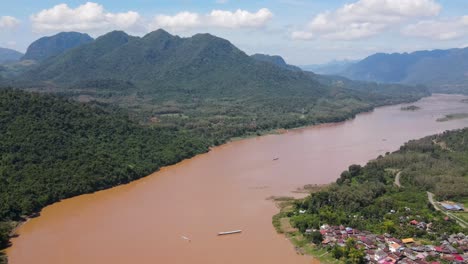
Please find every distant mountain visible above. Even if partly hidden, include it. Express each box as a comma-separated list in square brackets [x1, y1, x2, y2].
[301, 60, 356, 75]
[341, 48, 468, 93]
[22, 29, 331, 99]
[0, 47, 23, 63]
[22, 32, 94, 62]
[250, 53, 301, 71]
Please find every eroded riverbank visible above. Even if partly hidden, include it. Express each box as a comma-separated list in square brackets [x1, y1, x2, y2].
[8, 94, 468, 264]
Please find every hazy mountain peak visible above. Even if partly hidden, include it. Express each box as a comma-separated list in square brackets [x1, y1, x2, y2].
[96, 30, 130, 42]
[143, 29, 174, 40]
[22, 32, 93, 62]
[0, 47, 24, 63]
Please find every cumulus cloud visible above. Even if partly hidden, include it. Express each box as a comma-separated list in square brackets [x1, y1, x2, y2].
[150, 8, 273, 31]
[151, 12, 201, 31]
[292, 0, 441, 40]
[30, 2, 141, 33]
[208, 8, 273, 28]
[403, 16, 468, 40]
[0, 16, 20, 29]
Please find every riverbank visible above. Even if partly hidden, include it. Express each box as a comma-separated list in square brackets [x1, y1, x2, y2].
[271, 194, 340, 264]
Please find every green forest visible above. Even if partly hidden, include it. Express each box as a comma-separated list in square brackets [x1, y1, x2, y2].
[292, 128, 468, 248]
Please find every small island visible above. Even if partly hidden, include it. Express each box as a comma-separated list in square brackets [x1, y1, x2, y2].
[400, 105, 421, 111]
[436, 113, 468, 122]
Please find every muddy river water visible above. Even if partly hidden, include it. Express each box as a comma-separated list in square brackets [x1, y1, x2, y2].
[7, 94, 468, 264]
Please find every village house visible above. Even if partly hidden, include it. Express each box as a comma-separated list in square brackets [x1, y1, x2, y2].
[316, 225, 468, 263]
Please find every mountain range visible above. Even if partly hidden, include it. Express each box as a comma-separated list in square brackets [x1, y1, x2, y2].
[22, 29, 330, 100]
[339, 48, 468, 93]
[1, 29, 427, 142]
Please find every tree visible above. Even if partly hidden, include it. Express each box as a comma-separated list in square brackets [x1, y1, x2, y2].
[331, 245, 345, 259]
[310, 231, 323, 245]
[382, 220, 396, 234]
[346, 247, 366, 264]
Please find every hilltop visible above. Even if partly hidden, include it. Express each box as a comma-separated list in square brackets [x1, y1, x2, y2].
[22, 32, 94, 62]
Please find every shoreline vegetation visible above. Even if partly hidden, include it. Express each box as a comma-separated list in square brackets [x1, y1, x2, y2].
[277, 128, 468, 263]
[0, 88, 428, 262]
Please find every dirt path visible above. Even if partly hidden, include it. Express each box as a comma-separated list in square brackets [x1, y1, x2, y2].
[394, 171, 402, 188]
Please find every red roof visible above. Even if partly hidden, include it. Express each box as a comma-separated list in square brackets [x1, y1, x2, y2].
[453, 254, 464, 261]
[410, 220, 419, 225]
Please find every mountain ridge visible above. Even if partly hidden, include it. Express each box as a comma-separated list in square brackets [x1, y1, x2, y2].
[21, 29, 331, 99]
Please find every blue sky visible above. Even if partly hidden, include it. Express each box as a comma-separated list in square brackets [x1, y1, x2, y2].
[1, 0, 468, 64]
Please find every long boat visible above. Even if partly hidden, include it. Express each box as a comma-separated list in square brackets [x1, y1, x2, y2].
[218, 230, 242, 235]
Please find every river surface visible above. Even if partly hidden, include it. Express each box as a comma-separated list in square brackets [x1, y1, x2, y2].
[7, 94, 468, 264]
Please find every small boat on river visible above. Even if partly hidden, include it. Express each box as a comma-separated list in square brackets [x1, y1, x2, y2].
[218, 230, 242, 236]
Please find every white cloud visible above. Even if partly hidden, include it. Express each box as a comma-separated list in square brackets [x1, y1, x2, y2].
[403, 16, 468, 40]
[0, 16, 20, 29]
[151, 12, 201, 31]
[149, 8, 273, 32]
[292, 0, 441, 40]
[207, 8, 273, 28]
[30, 2, 141, 33]
[291, 31, 314, 40]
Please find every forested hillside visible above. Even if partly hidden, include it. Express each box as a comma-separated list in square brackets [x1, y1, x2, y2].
[0, 89, 210, 256]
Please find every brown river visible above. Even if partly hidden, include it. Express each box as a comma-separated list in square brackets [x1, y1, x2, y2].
[7, 94, 468, 264]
